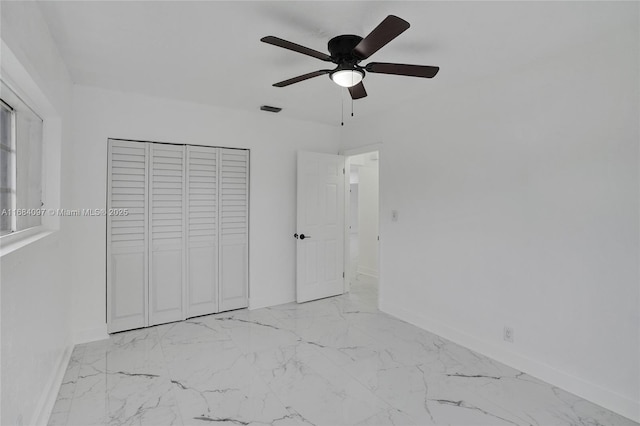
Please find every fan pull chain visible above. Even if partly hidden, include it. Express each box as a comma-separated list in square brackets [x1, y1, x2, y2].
[341, 88, 344, 126]
[350, 72, 355, 118]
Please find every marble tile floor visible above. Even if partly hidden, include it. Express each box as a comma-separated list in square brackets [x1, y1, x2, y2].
[48, 281, 638, 426]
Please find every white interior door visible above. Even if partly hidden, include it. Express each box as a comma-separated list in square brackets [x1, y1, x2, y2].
[296, 151, 345, 303]
[219, 148, 249, 311]
[107, 140, 149, 333]
[149, 143, 186, 326]
[108, 140, 250, 332]
[186, 146, 219, 317]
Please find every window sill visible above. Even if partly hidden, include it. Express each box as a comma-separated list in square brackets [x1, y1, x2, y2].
[0, 226, 56, 257]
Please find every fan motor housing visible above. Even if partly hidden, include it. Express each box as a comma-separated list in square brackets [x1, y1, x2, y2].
[328, 35, 363, 64]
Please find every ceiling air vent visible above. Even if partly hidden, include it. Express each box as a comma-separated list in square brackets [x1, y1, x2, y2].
[260, 105, 282, 113]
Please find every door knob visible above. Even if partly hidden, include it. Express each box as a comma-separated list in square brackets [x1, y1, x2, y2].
[299, 233, 310, 240]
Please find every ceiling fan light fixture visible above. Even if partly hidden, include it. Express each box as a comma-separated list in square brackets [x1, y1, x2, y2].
[262, 15, 438, 100]
[330, 69, 364, 88]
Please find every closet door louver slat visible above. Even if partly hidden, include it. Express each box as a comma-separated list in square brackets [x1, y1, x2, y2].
[107, 140, 149, 333]
[219, 149, 249, 311]
[149, 144, 186, 326]
[186, 146, 219, 317]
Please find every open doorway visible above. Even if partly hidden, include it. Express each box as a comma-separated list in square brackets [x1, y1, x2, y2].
[345, 150, 379, 303]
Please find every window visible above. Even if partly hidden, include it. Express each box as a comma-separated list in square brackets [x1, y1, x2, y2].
[0, 99, 15, 234]
[0, 80, 44, 236]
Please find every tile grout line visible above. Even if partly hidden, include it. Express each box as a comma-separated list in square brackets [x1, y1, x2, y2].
[154, 327, 186, 426]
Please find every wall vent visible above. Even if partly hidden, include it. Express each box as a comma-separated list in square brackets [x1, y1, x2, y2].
[260, 105, 282, 113]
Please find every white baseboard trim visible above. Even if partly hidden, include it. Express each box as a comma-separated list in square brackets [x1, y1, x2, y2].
[379, 299, 640, 423]
[355, 274, 379, 287]
[31, 344, 73, 426]
[74, 324, 109, 344]
[249, 296, 295, 311]
[357, 266, 378, 278]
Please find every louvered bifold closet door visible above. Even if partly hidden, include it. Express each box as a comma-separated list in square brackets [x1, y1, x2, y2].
[149, 144, 186, 326]
[219, 148, 249, 311]
[186, 146, 219, 317]
[107, 140, 149, 333]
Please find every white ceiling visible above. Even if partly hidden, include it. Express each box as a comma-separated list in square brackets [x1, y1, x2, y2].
[37, 1, 634, 126]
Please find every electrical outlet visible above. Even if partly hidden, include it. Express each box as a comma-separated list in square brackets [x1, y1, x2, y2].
[504, 326, 514, 343]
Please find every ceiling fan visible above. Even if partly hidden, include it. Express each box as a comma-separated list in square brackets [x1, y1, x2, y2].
[261, 15, 439, 100]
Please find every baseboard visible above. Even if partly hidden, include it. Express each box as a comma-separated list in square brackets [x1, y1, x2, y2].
[357, 265, 378, 278]
[249, 296, 295, 311]
[379, 299, 640, 423]
[355, 274, 379, 287]
[74, 324, 109, 344]
[31, 344, 73, 426]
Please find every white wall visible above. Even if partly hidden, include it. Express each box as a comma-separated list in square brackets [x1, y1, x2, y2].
[0, 2, 75, 425]
[70, 85, 340, 340]
[349, 183, 359, 234]
[341, 22, 639, 422]
[357, 162, 379, 279]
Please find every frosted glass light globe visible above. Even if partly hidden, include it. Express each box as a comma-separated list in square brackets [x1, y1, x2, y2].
[331, 70, 364, 88]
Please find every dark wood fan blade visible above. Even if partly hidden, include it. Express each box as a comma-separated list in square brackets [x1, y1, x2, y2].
[273, 70, 331, 87]
[366, 62, 439, 78]
[348, 82, 367, 100]
[352, 15, 410, 60]
[261, 36, 332, 62]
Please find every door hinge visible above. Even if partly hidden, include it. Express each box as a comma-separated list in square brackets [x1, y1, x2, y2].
[343, 168, 345, 174]
[343, 272, 345, 278]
